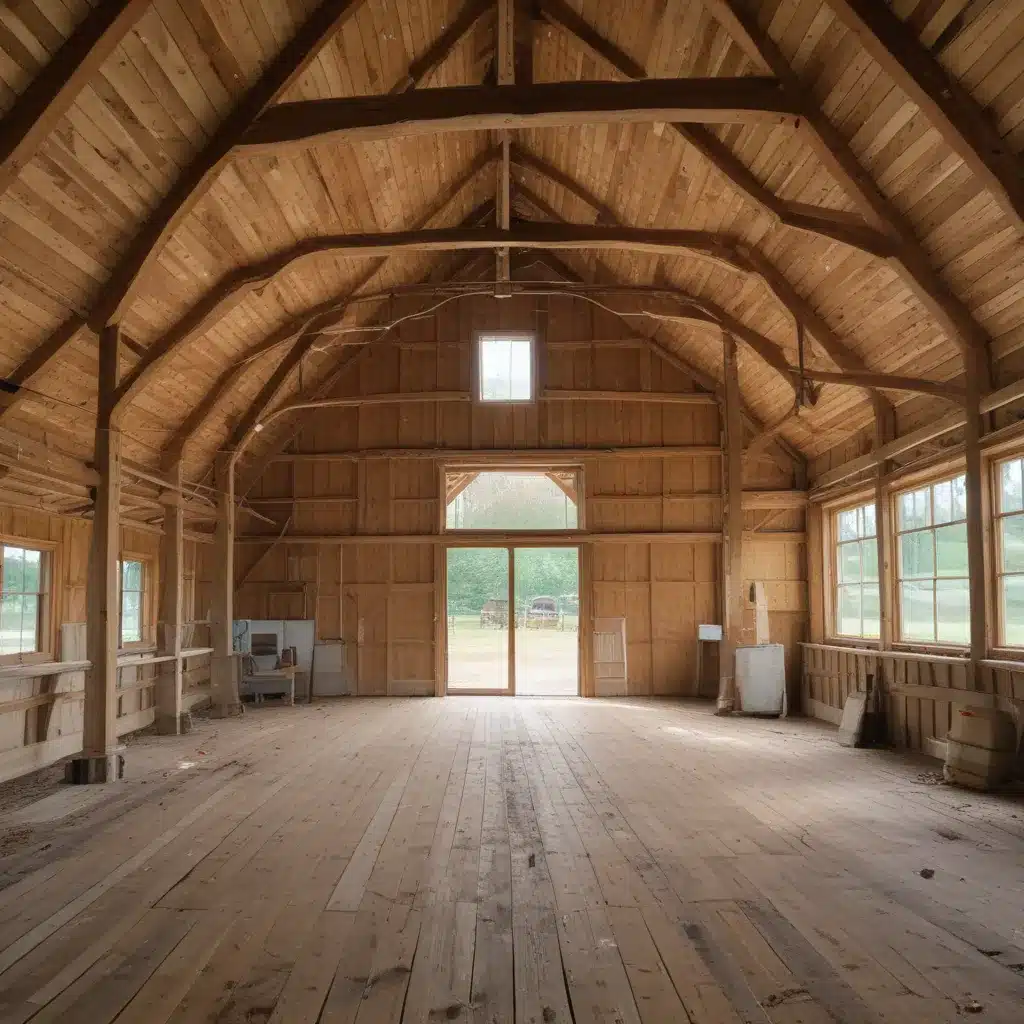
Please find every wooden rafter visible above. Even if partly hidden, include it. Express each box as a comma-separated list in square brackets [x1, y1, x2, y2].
[390, 0, 492, 93]
[158, 187, 496, 471]
[534, 0, 892, 259]
[511, 149, 892, 418]
[234, 256, 495, 492]
[239, 77, 800, 152]
[94, 0, 370, 328]
[2, 0, 371, 440]
[703, 0, 991, 362]
[825, 0, 1024, 236]
[0, 0, 151, 202]
[118, 148, 499, 416]
[516, 250, 805, 473]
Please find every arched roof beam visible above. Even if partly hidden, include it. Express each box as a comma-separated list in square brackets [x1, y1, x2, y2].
[824, 0, 1024, 236]
[703, 0, 991, 365]
[121, 147, 499, 417]
[534, 0, 893, 259]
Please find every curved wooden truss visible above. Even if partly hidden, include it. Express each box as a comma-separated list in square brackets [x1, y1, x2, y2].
[0, 0, 1015, 476]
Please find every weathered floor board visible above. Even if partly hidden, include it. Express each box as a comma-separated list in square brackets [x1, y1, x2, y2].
[1, 698, 1023, 1024]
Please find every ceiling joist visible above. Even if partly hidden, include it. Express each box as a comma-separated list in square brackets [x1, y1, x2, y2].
[239, 77, 800, 152]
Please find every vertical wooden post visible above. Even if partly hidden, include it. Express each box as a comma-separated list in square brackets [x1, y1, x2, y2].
[69, 324, 123, 783]
[965, 348, 989, 671]
[874, 408, 896, 701]
[717, 331, 743, 715]
[156, 464, 185, 734]
[507, 546, 516, 694]
[210, 452, 242, 716]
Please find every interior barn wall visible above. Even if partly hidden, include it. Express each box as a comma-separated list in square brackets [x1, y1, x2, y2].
[806, 424, 1024, 758]
[229, 294, 807, 699]
[0, 507, 211, 783]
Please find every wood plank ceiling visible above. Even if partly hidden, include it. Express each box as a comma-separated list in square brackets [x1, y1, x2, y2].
[0, 0, 1021, 512]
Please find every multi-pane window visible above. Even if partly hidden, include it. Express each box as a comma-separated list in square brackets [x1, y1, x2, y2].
[119, 559, 145, 645]
[834, 503, 879, 638]
[0, 545, 45, 654]
[896, 475, 969, 644]
[996, 456, 1024, 645]
[477, 333, 533, 401]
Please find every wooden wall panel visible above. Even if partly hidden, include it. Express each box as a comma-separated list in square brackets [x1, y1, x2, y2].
[237, 294, 806, 699]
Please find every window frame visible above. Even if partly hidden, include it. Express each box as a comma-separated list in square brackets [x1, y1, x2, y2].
[118, 553, 152, 649]
[0, 539, 52, 661]
[992, 453, 1024, 649]
[893, 472, 970, 647]
[831, 500, 881, 640]
[474, 330, 536, 405]
[439, 462, 585, 535]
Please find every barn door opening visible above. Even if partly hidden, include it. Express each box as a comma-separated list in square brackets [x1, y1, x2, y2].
[514, 547, 579, 696]
[445, 545, 579, 696]
[445, 547, 511, 693]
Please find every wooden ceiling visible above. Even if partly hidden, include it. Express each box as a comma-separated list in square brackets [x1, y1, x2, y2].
[0, 0, 1022, 513]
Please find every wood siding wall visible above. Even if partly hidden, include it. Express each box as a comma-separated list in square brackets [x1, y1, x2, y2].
[233, 295, 807, 699]
[0, 507, 210, 782]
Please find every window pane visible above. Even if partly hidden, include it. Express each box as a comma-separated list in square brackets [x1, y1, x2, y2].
[445, 471, 578, 530]
[20, 594, 39, 653]
[1001, 460, 1024, 514]
[121, 587, 142, 643]
[861, 503, 876, 539]
[122, 560, 142, 591]
[936, 578, 969, 644]
[1002, 575, 1024, 646]
[951, 475, 967, 522]
[934, 523, 968, 577]
[479, 336, 532, 401]
[837, 585, 862, 636]
[899, 531, 934, 579]
[22, 549, 41, 593]
[2, 547, 24, 593]
[838, 542, 862, 583]
[861, 539, 878, 582]
[901, 580, 935, 641]
[898, 488, 929, 530]
[861, 585, 880, 638]
[933, 480, 954, 525]
[837, 509, 858, 541]
[0, 595, 20, 653]
[1001, 514, 1024, 572]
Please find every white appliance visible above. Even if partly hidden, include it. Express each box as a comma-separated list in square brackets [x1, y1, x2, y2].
[735, 643, 786, 716]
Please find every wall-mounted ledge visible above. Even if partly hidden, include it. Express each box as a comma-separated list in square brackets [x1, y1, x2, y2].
[799, 642, 968, 666]
[0, 648, 214, 685]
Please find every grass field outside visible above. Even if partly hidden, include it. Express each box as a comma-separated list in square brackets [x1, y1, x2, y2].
[446, 615, 578, 695]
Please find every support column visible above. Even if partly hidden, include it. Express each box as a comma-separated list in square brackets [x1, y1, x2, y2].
[717, 331, 744, 715]
[874, 408, 896, 705]
[156, 465, 187, 734]
[210, 452, 242, 717]
[68, 324, 124, 783]
[965, 348, 989, 671]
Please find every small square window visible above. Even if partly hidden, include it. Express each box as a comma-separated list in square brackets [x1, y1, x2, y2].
[477, 333, 533, 402]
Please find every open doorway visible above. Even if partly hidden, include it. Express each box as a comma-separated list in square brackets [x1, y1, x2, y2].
[445, 545, 579, 696]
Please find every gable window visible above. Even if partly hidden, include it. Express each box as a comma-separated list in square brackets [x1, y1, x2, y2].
[1, 544, 47, 655]
[834, 503, 879, 638]
[477, 332, 533, 402]
[996, 456, 1024, 646]
[119, 559, 145, 645]
[896, 475, 968, 644]
[445, 469, 579, 531]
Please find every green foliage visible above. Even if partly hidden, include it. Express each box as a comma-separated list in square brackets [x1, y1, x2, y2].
[446, 548, 579, 615]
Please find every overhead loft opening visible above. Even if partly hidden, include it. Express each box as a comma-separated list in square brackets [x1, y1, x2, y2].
[444, 468, 580, 531]
[477, 332, 534, 402]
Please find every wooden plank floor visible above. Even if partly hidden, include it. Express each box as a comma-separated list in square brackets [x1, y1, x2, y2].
[1, 698, 1023, 1023]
